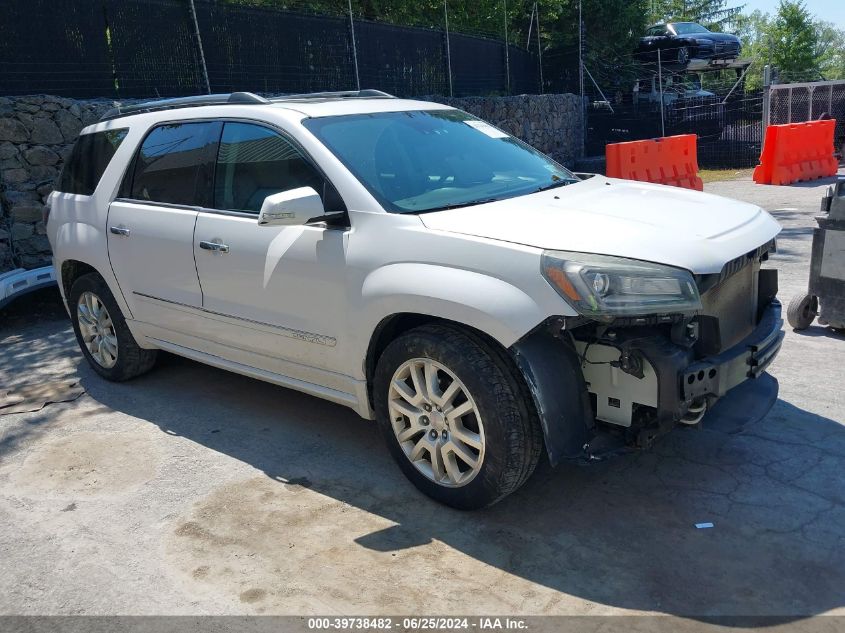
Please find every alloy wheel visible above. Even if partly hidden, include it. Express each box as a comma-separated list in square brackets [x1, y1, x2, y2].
[388, 358, 485, 487]
[77, 291, 119, 368]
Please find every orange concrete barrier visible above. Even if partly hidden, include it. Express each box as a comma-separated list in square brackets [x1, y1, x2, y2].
[605, 134, 703, 191]
[753, 119, 838, 185]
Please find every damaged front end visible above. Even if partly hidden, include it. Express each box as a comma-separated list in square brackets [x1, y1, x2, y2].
[511, 241, 784, 465]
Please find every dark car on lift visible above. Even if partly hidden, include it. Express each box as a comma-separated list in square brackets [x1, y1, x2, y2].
[635, 22, 742, 66]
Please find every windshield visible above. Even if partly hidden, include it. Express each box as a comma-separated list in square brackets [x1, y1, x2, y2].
[670, 23, 709, 35]
[682, 76, 702, 90]
[666, 75, 702, 93]
[303, 109, 577, 213]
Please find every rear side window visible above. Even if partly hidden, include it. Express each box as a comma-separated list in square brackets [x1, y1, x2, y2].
[130, 121, 222, 206]
[56, 129, 128, 195]
[213, 122, 324, 213]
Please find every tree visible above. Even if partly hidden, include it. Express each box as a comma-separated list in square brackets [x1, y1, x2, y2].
[768, 0, 819, 80]
[647, 0, 743, 31]
[814, 20, 845, 80]
[735, 2, 843, 87]
[733, 9, 772, 89]
[579, 0, 650, 93]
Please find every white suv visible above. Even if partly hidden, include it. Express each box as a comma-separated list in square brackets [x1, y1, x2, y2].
[47, 90, 783, 508]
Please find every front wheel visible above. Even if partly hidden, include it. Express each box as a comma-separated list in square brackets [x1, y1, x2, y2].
[677, 46, 690, 65]
[374, 324, 543, 509]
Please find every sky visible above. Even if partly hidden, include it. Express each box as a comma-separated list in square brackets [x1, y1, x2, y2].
[739, 0, 845, 29]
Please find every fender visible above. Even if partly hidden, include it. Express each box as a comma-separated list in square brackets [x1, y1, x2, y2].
[358, 264, 594, 463]
[359, 263, 548, 350]
[53, 222, 152, 347]
[53, 222, 121, 306]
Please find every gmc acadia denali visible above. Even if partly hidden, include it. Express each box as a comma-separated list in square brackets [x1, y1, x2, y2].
[47, 90, 784, 508]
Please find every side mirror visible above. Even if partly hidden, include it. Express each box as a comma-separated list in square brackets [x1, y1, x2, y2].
[257, 187, 324, 227]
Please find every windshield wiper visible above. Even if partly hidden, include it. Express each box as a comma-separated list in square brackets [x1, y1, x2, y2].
[408, 177, 579, 214]
[414, 197, 503, 214]
[410, 180, 576, 213]
[534, 179, 576, 193]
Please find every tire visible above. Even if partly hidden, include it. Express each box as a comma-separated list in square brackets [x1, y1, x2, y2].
[787, 293, 816, 330]
[68, 272, 158, 381]
[374, 324, 543, 510]
[677, 46, 689, 65]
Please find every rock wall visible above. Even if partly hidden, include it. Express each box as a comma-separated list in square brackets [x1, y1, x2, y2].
[0, 96, 126, 272]
[427, 93, 584, 168]
[0, 93, 583, 273]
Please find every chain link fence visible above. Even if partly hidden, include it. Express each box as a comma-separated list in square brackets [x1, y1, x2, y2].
[767, 80, 845, 152]
[584, 62, 764, 169]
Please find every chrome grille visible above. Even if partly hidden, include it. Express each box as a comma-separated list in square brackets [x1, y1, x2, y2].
[714, 41, 739, 56]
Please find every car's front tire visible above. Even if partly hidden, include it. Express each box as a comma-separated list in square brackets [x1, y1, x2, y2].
[69, 272, 157, 381]
[374, 324, 543, 509]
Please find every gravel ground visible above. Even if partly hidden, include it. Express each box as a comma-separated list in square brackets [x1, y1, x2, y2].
[0, 170, 844, 620]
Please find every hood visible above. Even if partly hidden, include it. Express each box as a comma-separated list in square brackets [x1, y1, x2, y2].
[700, 32, 740, 43]
[419, 176, 781, 275]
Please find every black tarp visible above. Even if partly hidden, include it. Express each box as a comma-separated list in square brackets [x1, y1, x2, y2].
[0, 0, 540, 99]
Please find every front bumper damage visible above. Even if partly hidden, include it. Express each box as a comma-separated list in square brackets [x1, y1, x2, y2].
[682, 299, 783, 400]
[631, 298, 783, 427]
[510, 299, 784, 466]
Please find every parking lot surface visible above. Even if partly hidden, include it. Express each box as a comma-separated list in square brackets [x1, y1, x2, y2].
[1, 171, 844, 618]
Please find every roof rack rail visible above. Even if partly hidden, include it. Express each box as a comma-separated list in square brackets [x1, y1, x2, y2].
[100, 91, 268, 121]
[270, 89, 396, 101]
[99, 89, 395, 122]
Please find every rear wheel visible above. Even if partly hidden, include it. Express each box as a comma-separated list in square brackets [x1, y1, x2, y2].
[69, 273, 157, 381]
[374, 324, 543, 509]
[676, 46, 689, 65]
[787, 293, 816, 330]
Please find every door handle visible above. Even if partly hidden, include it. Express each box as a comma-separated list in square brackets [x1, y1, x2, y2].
[109, 226, 130, 237]
[199, 240, 229, 253]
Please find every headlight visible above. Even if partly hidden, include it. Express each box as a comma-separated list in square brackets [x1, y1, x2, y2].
[541, 251, 701, 317]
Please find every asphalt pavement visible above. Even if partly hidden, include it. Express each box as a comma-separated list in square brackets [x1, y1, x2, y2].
[0, 170, 843, 619]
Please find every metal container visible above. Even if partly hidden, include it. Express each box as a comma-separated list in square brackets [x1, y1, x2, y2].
[788, 176, 845, 331]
